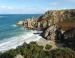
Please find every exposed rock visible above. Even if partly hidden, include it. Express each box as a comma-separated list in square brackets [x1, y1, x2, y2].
[16, 21, 24, 26]
[37, 22, 41, 28]
[17, 9, 75, 41]
[38, 9, 75, 26]
[14, 54, 24, 58]
[63, 29, 75, 49]
[23, 18, 38, 29]
[55, 28, 64, 43]
[43, 25, 57, 40]
[22, 9, 75, 30]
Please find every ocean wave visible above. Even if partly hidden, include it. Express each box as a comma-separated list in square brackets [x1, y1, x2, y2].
[12, 24, 17, 27]
[0, 30, 42, 52]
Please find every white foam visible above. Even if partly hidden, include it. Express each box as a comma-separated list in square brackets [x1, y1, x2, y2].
[12, 24, 17, 27]
[0, 30, 42, 52]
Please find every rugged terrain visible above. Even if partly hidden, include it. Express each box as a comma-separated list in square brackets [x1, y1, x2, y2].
[17, 9, 75, 50]
[0, 9, 75, 58]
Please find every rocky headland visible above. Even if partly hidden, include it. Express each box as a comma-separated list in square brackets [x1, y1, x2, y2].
[1, 9, 75, 58]
[17, 9, 75, 50]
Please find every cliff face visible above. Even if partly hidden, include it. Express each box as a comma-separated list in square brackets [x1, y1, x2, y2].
[23, 9, 75, 30]
[18, 9, 75, 40]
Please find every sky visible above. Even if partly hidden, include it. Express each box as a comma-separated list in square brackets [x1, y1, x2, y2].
[0, 0, 75, 14]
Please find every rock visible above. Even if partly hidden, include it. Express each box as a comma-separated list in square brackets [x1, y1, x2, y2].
[43, 25, 57, 40]
[27, 19, 33, 28]
[19, 9, 75, 31]
[23, 18, 38, 29]
[55, 28, 64, 42]
[16, 21, 24, 26]
[38, 9, 75, 25]
[17, 9, 75, 41]
[42, 21, 48, 28]
[37, 22, 41, 28]
[63, 28, 75, 41]
[14, 54, 24, 58]
[63, 29, 75, 49]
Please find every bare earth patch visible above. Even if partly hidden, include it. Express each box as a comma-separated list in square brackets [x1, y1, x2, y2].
[36, 38, 58, 50]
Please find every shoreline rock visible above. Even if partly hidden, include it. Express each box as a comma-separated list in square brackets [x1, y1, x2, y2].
[16, 21, 24, 26]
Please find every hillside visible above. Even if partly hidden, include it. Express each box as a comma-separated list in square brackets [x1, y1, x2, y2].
[0, 42, 75, 58]
[20, 9, 75, 50]
[38, 9, 75, 29]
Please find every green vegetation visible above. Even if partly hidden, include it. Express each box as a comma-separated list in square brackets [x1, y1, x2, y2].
[0, 42, 75, 58]
[45, 44, 52, 50]
[50, 48, 75, 58]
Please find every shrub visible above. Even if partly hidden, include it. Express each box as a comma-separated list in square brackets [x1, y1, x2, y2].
[45, 44, 52, 50]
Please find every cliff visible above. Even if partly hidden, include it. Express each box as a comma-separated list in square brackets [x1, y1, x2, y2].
[17, 9, 75, 41]
[22, 9, 75, 30]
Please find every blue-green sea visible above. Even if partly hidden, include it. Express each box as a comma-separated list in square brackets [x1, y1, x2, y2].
[0, 14, 42, 52]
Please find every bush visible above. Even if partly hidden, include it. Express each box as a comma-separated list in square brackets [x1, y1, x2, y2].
[45, 44, 52, 50]
[0, 42, 75, 58]
[50, 48, 75, 58]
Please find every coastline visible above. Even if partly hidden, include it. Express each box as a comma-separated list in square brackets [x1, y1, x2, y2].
[0, 30, 42, 52]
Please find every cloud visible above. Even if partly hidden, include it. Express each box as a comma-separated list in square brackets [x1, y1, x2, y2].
[0, 6, 46, 14]
[49, 2, 60, 6]
[0, 6, 15, 11]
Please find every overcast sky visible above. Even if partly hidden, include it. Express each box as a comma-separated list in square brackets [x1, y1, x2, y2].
[0, 0, 75, 14]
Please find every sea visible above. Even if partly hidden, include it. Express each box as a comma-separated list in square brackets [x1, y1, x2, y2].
[0, 14, 42, 52]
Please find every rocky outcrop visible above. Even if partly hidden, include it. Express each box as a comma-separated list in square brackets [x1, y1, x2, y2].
[63, 29, 75, 49]
[16, 21, 24, 26]
[17, 9, 75, 41]
[39, 9, 75, 23]
[43, 25, 57, 40]
[22, 9, 75, 30]
[14, 54, 24, 58]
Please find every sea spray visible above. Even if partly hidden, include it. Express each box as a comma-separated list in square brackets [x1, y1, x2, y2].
[0, 14, 41, 52]
[0, 30, 42, 52]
